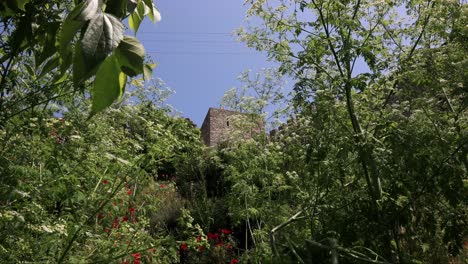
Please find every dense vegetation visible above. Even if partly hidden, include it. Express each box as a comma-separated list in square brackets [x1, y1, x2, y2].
[0, 0, 466, 263]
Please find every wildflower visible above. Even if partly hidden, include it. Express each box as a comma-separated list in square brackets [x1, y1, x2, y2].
[207, 233, 219, 241]
[102, 180, 109, 184]
[127, 189, 133, 195]
[180, 243, 188, 251]
[122, 215, 129, 222]
[112, 218, 119, 229]
[132, 252, 141, 264]
[231, 259, 239, 264]
[221, 229, 231, 234]
[129, 207, 136, 213]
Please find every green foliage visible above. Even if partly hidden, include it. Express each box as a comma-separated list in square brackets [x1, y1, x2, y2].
[0, 0, 160, 121]
[0, 79, 204, 262]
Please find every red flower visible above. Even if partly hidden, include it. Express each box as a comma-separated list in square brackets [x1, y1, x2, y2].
[207, 233, 219, 241]
[198, 245, 206, 251]
[102, 180, 109, 184]
[180, 243, 188, 251]
[127, 189, 133, 195]
[231, 259, 239, 264]
[216, 242, 223, 248]
[112, 218, 119, 229]
[129, 207, 136, 213]
[159, 184, 167, 188]
[122, 215, 129, 222]
[226, 244, 233, 250]
[221, 229, 231, 235]
[132, 252, 141, 264]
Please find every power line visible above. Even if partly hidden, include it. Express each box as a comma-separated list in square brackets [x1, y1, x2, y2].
[138, 31, 234, 35]
[142, 39, 238, 43]
[147, 51, 263, 55]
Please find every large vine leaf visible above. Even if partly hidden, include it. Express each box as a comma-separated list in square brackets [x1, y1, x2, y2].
[91, 54, 126, 116]
[59, 0, 99, 57]
[115, 36, 145, 77]
[81, 12, 124, 65]
[73, 42, 99, 86]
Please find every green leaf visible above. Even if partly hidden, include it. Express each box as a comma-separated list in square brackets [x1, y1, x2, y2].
[24, 63, 35, 78]
[38, 55, 60, 79]
[73, 42, 96, 86]
[128, 1, 145, 33]
[115, 36, 145, 77]
[59, 0, 99, 58]
[104, 0, 127, 19]
[143, 63, 156, 81]
[37, 22, 60, 67]
[81, 12, 124, 64]
[90, 55, 124, 115]
[143, 0, 161, 23]
[16, 0, 30, 11]
[76, 0, 99, 21]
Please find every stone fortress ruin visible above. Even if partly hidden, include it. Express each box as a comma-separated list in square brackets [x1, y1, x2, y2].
[200, 107, 264, 146]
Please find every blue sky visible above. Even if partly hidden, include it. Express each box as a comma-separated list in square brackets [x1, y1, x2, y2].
[136, 1, 278, 126]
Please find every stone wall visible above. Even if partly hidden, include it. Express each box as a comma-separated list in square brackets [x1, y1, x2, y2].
[200, 108, 264, 146]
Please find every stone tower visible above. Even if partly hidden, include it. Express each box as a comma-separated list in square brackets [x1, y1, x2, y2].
[200, 107, 264, 146]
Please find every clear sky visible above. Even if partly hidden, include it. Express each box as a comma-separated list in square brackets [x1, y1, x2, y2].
[136, 0, 278, 126]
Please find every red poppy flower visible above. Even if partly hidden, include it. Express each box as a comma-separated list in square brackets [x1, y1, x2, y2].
[102, 180, 109, 184]
[221, 229, 231, 234]
[231, 259, 239, 264]
[129, 207, 136, 213]
[122, 215, 129, 222]
[180, 243, 188, 251]
[127, 189, 133, 195]
[131, 253, 141, 259]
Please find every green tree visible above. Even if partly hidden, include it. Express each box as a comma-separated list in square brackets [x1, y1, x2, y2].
[233, 0, 467, 262]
